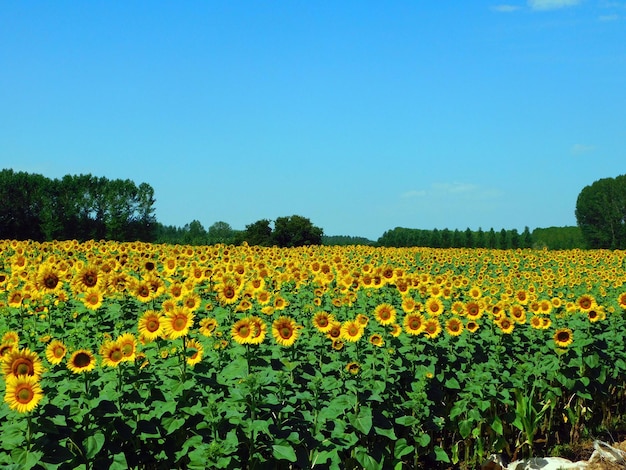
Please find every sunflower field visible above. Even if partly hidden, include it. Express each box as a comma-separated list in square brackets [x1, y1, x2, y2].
[2, 239, 626, 469]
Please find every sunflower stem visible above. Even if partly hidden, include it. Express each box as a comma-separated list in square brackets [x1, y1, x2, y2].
[26, 413, 33, 452]
[181, 337, 188, 382]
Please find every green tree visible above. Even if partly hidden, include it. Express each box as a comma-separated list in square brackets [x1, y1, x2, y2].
[207, 221, 240, 245]
[183, 220, 208, 245]
[521, 226, 533, 249]
[244, 219, 274, 246]
[576, 175, 626, 249]
[273, 215, 323, 247]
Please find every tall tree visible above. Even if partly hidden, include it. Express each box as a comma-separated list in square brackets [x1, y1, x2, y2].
[576, 175, 626, 249]
[272, 215, 323, 247]
[244, 219, 274, 246]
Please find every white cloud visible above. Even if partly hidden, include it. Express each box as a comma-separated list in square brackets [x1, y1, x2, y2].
[401, 183, 499, 200]
[528, 0, 582, 10]
[492, 4, 522, 12]
[402, 189, 427, 198]
[571, 143, 595, 154]
[598, 13, 620, 20]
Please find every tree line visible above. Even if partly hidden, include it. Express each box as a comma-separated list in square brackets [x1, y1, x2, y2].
[2, 169, 624, 249]
[0, 169, 156, 242]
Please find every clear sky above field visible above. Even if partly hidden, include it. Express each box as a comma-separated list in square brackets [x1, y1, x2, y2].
[1, 1, 625, 240]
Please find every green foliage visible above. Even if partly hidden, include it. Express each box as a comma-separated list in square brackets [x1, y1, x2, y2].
[576, 174, 626, 249]
[242, 215, 324, 247]
[532, 226, 586, 250]
[377, 226, 534, 249]
[322, 235, 375, 246]
[0, 169, 157, 242]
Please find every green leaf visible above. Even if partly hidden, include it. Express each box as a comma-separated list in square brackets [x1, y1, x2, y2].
[85, 432, 106, 460]
[10, 448, 43, 468]
[395, 415, 420, 427]
[394, 438, 415, 459]
[354, 446, 383, 470]
[459, 419, 472, 439]
[350, 406, 373, 435]
[584, 353, 599, 369]
[491, 415, 504, 435]
[434, 446, 450, 463]
[272, 443, 297, 462]
[417, 433, 431, 448]
[162, 415, 186, 434]
[445, 377, 461, 389]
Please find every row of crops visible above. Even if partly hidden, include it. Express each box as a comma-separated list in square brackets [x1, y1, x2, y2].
[1, 239, 626, 469]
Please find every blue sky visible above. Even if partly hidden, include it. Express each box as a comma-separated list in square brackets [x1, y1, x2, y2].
[1, 1, 625, 240]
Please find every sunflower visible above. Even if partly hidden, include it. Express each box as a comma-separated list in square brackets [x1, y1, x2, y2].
[345, 362, 360, 375]
[3, 347, 44, 379]
[515, 289, 529, 305]
[199, 318, 218, 337]
[216, 279, 239, 305]
[272, 316, 300, 347]
[468, 286, 482, 300]
[617, 292, 626, 310]
[554, 328, 574, 348]
[273, 296, 289, 310]
[45, 340, 67, 365]
[182, 292, 202, 312]
[236, 298, 254, 313]
[231, 318, 256, 345]
[587, 306, 605, 323]
[341, 320, 364, 343]
[2, 331, 19, 345]
[466, 320, 479, 333]
[576, 294, 596, 312]
[0, 343, 15, 358]
[162, 308, 195, 340]
[248, 316, 267, 345]
[4, 374, 44, 413]
[465, 301, 483, 320]
[67, 349, 96, 374]
[7, 290, 23, 308]
[117, 333, 137, 362]
[100, 340, 124, 368]
[356, 313, 369, 327]
[72, 265, 101, 292]
[390, 323, 403, 337]
[82, 287, 104, 310]
[255, 290, 272, 305]
[373, 303, 397, 326]
[510, 305, 527, 324]
[36, 263, 63, 294]
[312, 311, 335, 333]
[326, 321, 342, 340]
[332, 339, 344, 351]
[403, 312, 426, 336]
[185, 338, 204, 367]
[445, 318, 464, 337]
[138, 310, 164, 341]
[529, 315, 543, 329]
[424, 297, 444, 317]
[423, 318, 442, 339]
[369, 333, 385, 347]
[401, 296, 418, 313]
[496, 316, 515, 334]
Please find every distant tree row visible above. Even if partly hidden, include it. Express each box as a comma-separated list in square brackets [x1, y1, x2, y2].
[376, 227, 534, 249]
[155, 215, 324, 248]
[3, 168, 622, 250]
[0, 169, 156, 242]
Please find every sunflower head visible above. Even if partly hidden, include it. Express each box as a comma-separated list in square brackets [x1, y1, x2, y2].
[67, 349, 96, 374]
[4, 374, 44, 413]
